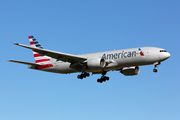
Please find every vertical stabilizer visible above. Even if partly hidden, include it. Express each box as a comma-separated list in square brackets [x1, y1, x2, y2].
[28, 36, 53, 68]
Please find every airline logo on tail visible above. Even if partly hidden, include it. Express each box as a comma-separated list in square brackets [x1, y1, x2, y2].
[28, 36, 53, 69]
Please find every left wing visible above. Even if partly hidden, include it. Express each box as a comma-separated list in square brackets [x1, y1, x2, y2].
[13, 43, 87, 63]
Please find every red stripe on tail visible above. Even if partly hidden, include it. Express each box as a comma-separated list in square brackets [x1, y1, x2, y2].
[28, 36, 32, 39]
[34, 53, 41, 57]
[30, 41, 35, 45]
[35, 59, 50, 63]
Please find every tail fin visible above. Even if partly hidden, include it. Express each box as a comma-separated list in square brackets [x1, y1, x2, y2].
[29, 36, 52, 65]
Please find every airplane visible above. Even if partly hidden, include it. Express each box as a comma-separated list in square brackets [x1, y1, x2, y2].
[8, 36, 170, 83]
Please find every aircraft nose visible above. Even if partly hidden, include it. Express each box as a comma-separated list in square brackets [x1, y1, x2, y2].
[159, 52, 170, 61]
[166, 52, 171, 58]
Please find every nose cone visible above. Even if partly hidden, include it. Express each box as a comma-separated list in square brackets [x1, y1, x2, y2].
[160, 52, 170, 61]
[166, 52, 171, 58]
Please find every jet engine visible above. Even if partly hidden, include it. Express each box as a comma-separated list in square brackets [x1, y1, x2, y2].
[87, 58, 106, 69]
[121, 66, 140, 76]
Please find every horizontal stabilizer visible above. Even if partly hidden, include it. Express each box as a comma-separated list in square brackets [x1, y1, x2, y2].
[8, 60, 40, 66]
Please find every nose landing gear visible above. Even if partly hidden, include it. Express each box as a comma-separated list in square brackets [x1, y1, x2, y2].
[153, 62, 161, 73]
[153, 68, 158, 72]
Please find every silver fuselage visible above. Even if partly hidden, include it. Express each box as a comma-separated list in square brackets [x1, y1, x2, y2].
[32, 47, 170, 74]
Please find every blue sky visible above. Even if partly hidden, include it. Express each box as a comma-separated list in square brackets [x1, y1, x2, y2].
[1, 0, 180, 120]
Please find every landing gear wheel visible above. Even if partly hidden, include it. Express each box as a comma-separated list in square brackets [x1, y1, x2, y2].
[85, 73, 90, 77]
[77, 75, 83, 79]
[77, 72, 90, 79]
[97, 76, 110, 83]
[153, 69, 158, 73]
[77, 75, 81, 79]
[97, 79, 102, 83]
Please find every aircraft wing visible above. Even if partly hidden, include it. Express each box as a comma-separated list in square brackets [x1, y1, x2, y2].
[8, 60, 41, 66]
[13, 43, 87, 63]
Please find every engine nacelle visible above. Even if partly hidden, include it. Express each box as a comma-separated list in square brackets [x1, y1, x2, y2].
[121, 66, 140, 76]
[87, 58, 106, 69]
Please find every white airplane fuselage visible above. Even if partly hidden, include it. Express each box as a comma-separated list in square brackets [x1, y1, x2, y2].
[31, 47, 170, 74]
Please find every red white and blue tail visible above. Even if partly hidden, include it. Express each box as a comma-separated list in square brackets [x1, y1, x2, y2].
[29, 36, 53, 67]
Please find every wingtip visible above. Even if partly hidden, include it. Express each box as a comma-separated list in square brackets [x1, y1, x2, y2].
[13, 43, 19, 45]
[7, 60, 13, 62]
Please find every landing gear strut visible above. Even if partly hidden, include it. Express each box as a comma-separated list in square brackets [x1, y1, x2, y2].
[153, 62, 160, 73]
[97, 71, 109, 83]
[77, 72, 90, 79]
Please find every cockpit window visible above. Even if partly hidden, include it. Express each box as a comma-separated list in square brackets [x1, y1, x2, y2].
[160, 50, 167, 52]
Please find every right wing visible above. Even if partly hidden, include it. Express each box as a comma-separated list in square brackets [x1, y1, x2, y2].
[13, 43, 87, 63]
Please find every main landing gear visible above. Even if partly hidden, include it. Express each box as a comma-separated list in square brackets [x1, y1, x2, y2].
[77, 72, 90, 79]
[97, 71, 109, 83]
[97, 76, 109, 83]
[153, 62, 161, 73]
[77, 71, 109, 83]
